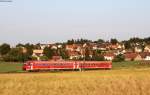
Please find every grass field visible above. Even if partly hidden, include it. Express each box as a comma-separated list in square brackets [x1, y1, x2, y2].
[0, 62, 23, 73]
[0, 61, 150, 95]
[0, 61, 150, 73]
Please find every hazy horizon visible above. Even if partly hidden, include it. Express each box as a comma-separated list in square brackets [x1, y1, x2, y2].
[0, 0, 150, 45]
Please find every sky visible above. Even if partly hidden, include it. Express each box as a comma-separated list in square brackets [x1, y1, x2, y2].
[0, 0, 150, 45]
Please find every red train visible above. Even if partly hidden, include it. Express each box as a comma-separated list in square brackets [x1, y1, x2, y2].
[23, 61, 112, 71]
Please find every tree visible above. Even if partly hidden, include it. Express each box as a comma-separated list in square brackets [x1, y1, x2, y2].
[84, 47, 91, 61]
[59, 49, 69, 59]
[95, 39, 105, 43]
[43, 47, 55, 59]
[0, 43, 11, 55]
[67, 39, 75, 45]
[3, 48, 21, 62]
[91, 50, 104, 61]
[110, 38, 118, 45]
[92, 55, 104, 61]
[16, 43, 24, 47]
[24, 43, 34, 56]
[40, 56, 48, 61]
[124, 41, 131, 49]
[31, 56, 37, 61]
[129, 37, 143, 43]
[143, 37, 150, 44]
[113, 54, 125, 62]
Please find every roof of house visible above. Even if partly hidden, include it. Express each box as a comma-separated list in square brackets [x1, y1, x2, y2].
[104, 53, 115, 57]
[139, 52, 150, 58]
[124, 53, 138, 59]
[67, 51, 80, 56]
[33, 50, 43, 54]
[66, 44, 82, 49]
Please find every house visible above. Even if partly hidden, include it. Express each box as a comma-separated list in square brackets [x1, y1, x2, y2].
[66, 44, 82, 52]
[32, 49, 44, 60]
[144, 45, 150, 52]
[66, 44, 74, 51]
[104, 53, 115, 61]
[57, 44, 62, 49]
[94, 44, 107, 51]
[40, 44, 50, 50]
[108, 43, 124, 50]
[134, 54, 143, 61]
[124, 53, 142, 61]
[135, 46, 142, 53]
[51, 44, 58, 50]
[145, 56, 150, 60]
[68, 51, 81, 59]
[140, 52, 150, 60]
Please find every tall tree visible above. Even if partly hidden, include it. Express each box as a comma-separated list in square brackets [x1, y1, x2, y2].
[59, 49, 69, 59]
[129, 37, 143, 43]
[0, 43, 11, 55]
[3, 47, 28, 62]
[67, 39, 75, 45]
[110, 38, 118, 45]
[124, 41, 131, 49]
[43, 47, 55, 59]
[95, 39, 105, 43]
[24, 43, 34, 56]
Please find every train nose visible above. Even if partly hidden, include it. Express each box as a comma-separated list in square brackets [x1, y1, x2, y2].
[22, 65, 26, 70]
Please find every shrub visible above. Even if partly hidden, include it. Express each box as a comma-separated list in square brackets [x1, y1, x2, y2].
[31, 56, 38, 61]
[113, 54, 125, 62]
[40, 56, 48, 61]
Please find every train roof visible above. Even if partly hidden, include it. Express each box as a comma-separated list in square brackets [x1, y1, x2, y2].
[25, 60, 112, 64]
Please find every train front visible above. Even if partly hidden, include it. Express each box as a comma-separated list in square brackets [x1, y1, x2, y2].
[22, 61, 32, 71]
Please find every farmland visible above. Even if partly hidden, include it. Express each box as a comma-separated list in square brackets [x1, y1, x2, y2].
[1, 69, 150, 95]
[0, 61, 150, 95]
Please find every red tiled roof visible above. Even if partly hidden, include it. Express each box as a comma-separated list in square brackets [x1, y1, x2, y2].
[104, 53, 115, 57]
[139, 52, 150, 58]
[67, 51, 80, 56]
[124, 53, 138, 59]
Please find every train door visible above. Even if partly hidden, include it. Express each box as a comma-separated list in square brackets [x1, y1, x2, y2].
[73, 62, 79, 69]
[30, 63, 33, 70]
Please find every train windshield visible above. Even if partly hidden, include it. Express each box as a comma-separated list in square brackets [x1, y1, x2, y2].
[24, 62, 32, 66]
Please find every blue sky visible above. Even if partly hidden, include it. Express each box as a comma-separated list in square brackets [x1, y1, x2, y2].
[0, 0, 150, 45]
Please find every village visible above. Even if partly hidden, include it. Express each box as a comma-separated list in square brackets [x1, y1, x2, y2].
[0, 37, 150, 62]
[30, 38, 150, 62]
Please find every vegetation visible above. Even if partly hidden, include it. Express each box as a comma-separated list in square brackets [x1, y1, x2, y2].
[110, 38, 118, 45]
[1, 69, 150, 95]
[39, 56, 49, 61]
[112, 54, 125, 62]
[0, 61, 149, 73]
[0, 61, 150, 95]
[67, 38, 92, 45]
[0, 37, 150, 62]
[43, 47, 55, 59]
[0, 62, 23, 73]
[0, 43, 10, 55]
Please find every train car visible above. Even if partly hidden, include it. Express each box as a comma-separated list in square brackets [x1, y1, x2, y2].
[23, 60, 112, 71]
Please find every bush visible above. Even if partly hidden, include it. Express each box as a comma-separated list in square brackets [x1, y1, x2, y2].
[31, 56, 38, 61]
[40, 56, 48, 61]
[91, 55, 105, 61]
[113, 54, 125, 62]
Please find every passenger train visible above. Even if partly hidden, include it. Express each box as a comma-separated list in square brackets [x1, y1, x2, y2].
[23, 60, 112, 71]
